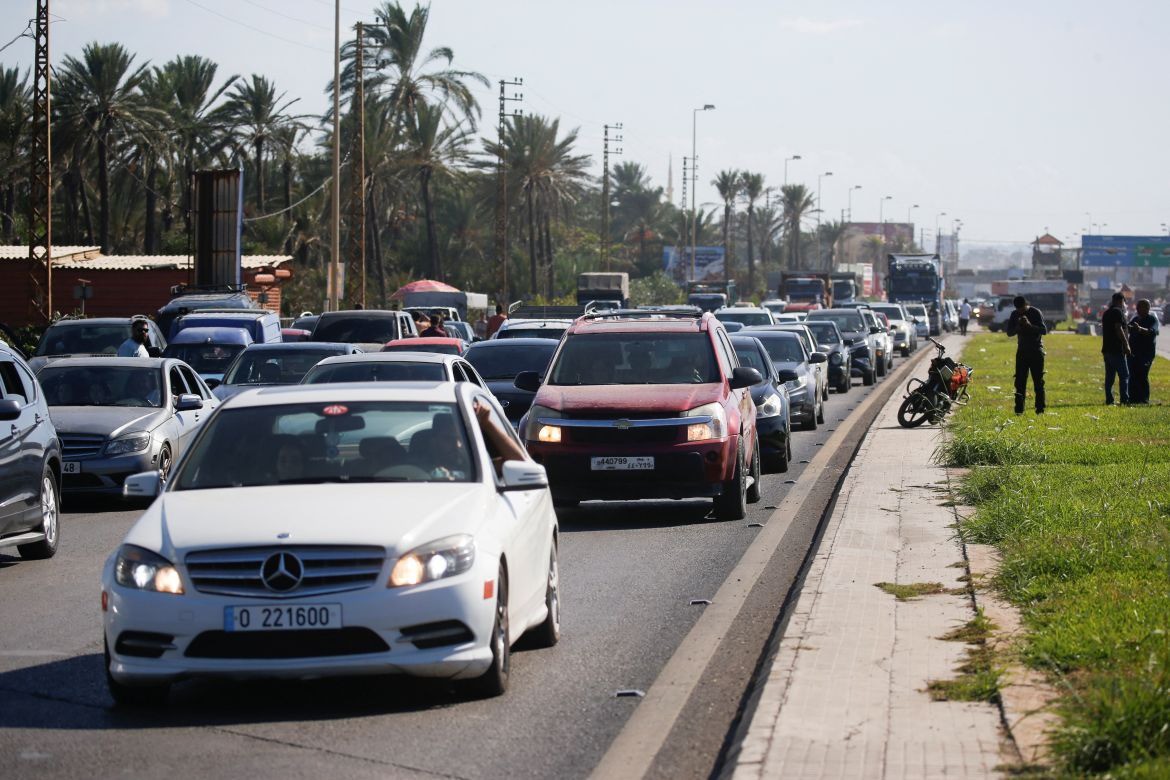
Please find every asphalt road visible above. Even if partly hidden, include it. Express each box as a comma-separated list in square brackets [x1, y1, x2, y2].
[0, 358, 913, 780]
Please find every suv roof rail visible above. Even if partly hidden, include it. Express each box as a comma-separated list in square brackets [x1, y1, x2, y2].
[580, 307, 703, 321]
[169, 283, 248, 297]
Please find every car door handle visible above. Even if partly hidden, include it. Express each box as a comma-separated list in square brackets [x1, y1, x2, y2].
[9, 423, 18, 437]
[34, 413, 44, 425]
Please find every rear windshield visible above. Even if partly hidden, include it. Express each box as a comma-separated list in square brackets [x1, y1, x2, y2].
[806, 311, 863, 332]
[717, 311, 772, 326]
[381, 344, 461, 356]
[496, 327, 566, 340]
[302, 361, 446, 384]
[466, 344, 556, 379]
[803, 322, 840, 345]
[869, 305, 904, 320]
[223, 349, 338, 386]
[749, 334, 806, 364]
[163, 344, 246, 376]
[173, 401, 474, 488]
[904, 305, 928, 317]
[36, 324, 128, 356]
[549, 332, 718, 385]
[314, 316, 399, 344]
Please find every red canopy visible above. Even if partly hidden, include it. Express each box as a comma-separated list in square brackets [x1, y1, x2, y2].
[390, 279, 460, 299]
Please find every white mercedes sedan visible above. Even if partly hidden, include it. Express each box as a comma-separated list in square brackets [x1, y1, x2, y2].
[101, 382, 560, 705]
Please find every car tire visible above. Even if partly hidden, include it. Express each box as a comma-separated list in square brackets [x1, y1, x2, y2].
[18, 465, 59, 560]
[816, 400, 825, 425]
[901, 347, 911, 358]
[469, 564, 510, 697]
[746, 439, 762, 504]
[714, 442, 747, 521]
[105, 638, 169, 707]
[528, 541, 560, 648]
[802, 407, 818, 431]
[837, 373, 850, 393]
[157, 445, 173, 482]
[863, 369, 876, 386]
[876, 357, 886, 377]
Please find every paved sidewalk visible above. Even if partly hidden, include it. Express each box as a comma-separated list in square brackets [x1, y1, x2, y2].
[733, 385, 1005, 779]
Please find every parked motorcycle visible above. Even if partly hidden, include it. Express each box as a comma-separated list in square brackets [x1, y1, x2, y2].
[896, 337, 972, 428]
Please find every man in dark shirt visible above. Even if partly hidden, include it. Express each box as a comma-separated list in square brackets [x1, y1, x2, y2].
[1005, 295, 1047, 414]
[1127, 298, 1159, 404]
[1100, 292, 1132, 405]
[485, 303, 507, 338]
[420, 314, 448, 338]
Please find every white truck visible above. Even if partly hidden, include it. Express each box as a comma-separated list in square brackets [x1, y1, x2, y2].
[987, 280, 1069, 333]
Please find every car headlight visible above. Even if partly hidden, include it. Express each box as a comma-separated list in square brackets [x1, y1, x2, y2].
[757, 392, 784, 419]
[785, 375, 809, 391]
[526, 404, 562, 443]
[829, 351, 843, 365]
[389, 534, 476, 588]
[684, 402, 728, 442]
[114, 545, 184, 594]
[105, 432, 151, 456]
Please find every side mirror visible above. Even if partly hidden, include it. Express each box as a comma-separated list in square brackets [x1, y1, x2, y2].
[205, 378, 221, 390]
[124, 470, 162, 498]
[842, 338, 854, 346]
[146, 346, 163, 358]
[808, 351, 828, 364]
[514, 371, 542, 392]
[500, 460, 548, 491]
[0, 398, 21, 421]
[729, 366, 763, 390]
[869, 325, 882, 334]
[777, 368, 799, 383]
[175, 393, 203, 411]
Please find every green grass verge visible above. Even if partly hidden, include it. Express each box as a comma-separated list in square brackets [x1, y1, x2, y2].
[874, 581, 945, 601]
[938, 332, 1170, 775]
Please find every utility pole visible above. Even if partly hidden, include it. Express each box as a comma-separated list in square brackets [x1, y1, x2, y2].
[28, 0, 51, 321]
[327, 0, 341, 312]
[601, 122, 622, 271]
[680, 156, 689, 279]
[346, 22, 366, 309]
[494, 78, 523, 304]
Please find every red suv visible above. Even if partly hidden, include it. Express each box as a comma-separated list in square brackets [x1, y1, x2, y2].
[514, 311, 763, 519]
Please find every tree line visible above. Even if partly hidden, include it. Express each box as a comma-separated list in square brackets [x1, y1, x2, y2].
[0, 1, 877, 312]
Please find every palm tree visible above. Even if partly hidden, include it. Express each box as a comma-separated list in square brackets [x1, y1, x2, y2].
[55, 42, 163, 252]
[817, 219, 848, 272]
[753, 204, 784, 287]
[712, 169, 741, 286]
[780, 183, 815, 271]
[404, 102, 471, 280]
[221, 74, 303, 212]
[740, 172, 765, 294]
[353, 2, 488, 130]
[0, 67, 29, 242]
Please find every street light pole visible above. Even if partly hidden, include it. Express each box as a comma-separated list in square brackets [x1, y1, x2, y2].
[815, 171, 833, 270]
[690, 104, 714, 280]
[784, 154, 801, 186]
[879, 195, 892, 234]
[935, 211, 947, 253]
[847, 185, 861, 222]
[908, 203, 919, 226]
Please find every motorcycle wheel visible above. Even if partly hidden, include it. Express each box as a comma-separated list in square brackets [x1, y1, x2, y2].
[897, 391, 933, 428]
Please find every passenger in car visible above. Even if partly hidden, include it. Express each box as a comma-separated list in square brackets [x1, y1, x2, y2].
[473, 399, 526, 477]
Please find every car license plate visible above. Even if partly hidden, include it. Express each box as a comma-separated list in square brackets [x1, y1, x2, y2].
[591, 456, 654, 471]
[224, 603, 342, 632]
[62, 461, 81, 474]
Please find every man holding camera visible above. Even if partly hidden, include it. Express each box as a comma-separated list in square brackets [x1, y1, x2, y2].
[1005, 295, 1047, 415]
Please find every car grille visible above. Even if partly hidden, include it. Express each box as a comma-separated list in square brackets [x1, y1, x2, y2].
[61, 434, 105, 458]
[569, 426, 680, 444]
[185, 546, 385, 598]
[185, 628, 389, 659]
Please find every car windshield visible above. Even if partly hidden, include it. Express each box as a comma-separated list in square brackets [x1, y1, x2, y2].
[750, 334, 806, 364]
[382, 344, 461, 356]
[904, 305, 928, 318]
[549, 332, 718, 385]
[303, 361, 446, 383]
[497, 327, 566, 340]
[314, 317, 398, 343]
[173, 401, 475, 489]
[870, 306, 904, 321]
[223, 349, 338, 386]
[466, 344, 556, 379]
[806, 312, 864, 332]
[164, 344, 246, 376]
[36, 324, 129, 355]
[803, 322, 840, 345]
[717, 311, 771, 326]
[39, 365, 163, 408]
[732, 344, 769, 375]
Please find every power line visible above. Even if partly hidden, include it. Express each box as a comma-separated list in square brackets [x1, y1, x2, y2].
[181, 0, 330, 53]
[240, 0, 332, 31]
[0, 18, 34, 54]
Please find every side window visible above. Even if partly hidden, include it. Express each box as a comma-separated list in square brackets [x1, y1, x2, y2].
[451, 363, 468, 383]
[476, 395, 523, 479]
[0, 361, 27, 403]
[14, 361, 37, 401]
[459, 361, 483, 386]
[710, 332, 733, 376]
[717, 331, 739, 369]
[179, 366, 209, 399]
[169, 367, 190, 399]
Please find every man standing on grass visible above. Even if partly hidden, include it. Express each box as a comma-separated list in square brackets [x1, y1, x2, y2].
[958, 298, 972, 336]
[1127, 298, 1159, 404]
[1006, 295, 1047, 414]
[1101, 292, 1132, 405]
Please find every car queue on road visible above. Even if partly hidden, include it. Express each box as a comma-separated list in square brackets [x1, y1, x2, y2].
[0, 296, 918, 708]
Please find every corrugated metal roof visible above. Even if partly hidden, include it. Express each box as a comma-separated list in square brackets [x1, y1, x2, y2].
[0, 246, 290, 270]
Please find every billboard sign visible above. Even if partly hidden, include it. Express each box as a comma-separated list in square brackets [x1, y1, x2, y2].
[192, 168, 244, 288]
[663, 246, 726, 281]
[1082, 235, 1170, 268]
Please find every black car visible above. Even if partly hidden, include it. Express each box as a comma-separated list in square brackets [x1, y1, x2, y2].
[806, 309, 878, 387]
[730, 335, 792, 473]
[156, 290, 259, 337]
[743, 330, 826, 430]
[801, 320, 851, 393]
[0, 341, 61, 560]
[464, 338, 558, 429]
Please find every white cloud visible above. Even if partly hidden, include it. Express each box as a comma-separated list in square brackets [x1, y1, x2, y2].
[777, 17, 864, 35]
[56, 0, 170, 20]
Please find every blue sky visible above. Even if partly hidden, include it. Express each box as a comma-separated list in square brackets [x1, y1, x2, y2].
[6, 0, 1169, 247]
